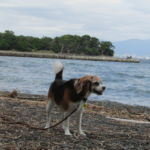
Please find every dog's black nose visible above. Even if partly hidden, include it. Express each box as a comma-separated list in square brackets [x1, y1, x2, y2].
[102, 86, 106, 91]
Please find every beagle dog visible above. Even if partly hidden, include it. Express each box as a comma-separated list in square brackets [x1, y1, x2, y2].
[45, 62, 105, 136]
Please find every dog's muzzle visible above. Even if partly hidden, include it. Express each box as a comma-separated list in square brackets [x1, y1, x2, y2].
[93, 86, 106, 95]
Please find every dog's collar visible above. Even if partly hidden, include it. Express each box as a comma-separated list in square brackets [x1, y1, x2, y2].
[83, 103, 88, 108]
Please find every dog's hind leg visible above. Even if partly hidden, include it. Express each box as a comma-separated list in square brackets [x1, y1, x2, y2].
[62, 112, 72, 135]
[45, 99, 54, 129]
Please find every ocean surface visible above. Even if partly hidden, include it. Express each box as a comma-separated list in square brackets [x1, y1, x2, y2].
[0, 56, 149, 107]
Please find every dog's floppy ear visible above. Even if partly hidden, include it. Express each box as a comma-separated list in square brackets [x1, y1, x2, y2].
[83, 80, 92, 91]
[74, 79, 83, 94]
[74, 79, 92, 94]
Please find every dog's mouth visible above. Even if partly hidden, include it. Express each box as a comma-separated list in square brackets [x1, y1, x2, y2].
[93, 89, 103, 95]
[93, 86, 106, 95]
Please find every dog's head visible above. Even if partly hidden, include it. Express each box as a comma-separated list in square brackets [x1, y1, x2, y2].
[74, 75, 106, 97]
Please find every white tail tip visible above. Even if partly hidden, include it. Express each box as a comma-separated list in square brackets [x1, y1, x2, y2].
[53, 61, 64, 74]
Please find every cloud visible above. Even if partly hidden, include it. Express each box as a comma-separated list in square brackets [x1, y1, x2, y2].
[0, 0, 150, 41]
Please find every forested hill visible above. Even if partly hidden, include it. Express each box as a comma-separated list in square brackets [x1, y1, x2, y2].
[0, 30, 114, 56]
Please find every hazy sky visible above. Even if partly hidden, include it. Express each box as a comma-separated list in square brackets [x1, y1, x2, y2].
[0, 0, 150, 42]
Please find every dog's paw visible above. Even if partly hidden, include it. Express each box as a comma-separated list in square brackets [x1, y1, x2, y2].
[44, 123, 50, 129]
[65, 130, 72, 136]
[79, 130, 86, 136]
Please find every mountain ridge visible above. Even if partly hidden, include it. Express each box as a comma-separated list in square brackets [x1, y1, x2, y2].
[113, 39, 150, 57]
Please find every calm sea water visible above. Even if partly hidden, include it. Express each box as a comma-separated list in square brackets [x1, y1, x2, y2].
[0, 56, 149, 107]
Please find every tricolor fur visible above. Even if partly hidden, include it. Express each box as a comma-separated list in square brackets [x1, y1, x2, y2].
[45, 62, 105, 136]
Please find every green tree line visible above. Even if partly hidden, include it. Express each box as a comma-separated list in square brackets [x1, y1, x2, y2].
[0, 30, 115, 56]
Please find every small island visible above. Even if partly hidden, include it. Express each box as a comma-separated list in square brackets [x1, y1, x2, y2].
[0, 30, 139, 63]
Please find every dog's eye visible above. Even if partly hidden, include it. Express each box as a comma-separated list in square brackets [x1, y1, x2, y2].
[93, 82, 100, 86]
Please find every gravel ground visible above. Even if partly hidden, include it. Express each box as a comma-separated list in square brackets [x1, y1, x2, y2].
[0, 91, 150, 150]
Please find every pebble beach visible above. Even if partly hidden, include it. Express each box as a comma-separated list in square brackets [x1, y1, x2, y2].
[0, 91, 150, 150]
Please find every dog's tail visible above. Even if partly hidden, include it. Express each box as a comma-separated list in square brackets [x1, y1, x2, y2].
[53, 61, 64, 80]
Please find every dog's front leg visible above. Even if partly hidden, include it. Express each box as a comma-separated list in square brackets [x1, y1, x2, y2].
[62, 112, 72, 135]
[77, 103, 86, 136]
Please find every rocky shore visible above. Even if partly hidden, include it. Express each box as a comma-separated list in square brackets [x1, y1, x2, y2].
[0, 50, 140, 63]
[0, 91, 149, 150]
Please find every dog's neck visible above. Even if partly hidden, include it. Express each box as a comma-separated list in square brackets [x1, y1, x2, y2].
[83, 97, 87, 102]
[77, 88, 91, 102]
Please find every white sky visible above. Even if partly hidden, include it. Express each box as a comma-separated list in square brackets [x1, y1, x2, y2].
[0, 0, 150, 42]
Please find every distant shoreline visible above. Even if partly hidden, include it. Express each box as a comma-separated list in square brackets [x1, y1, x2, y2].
[0, 50, 140, 63]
